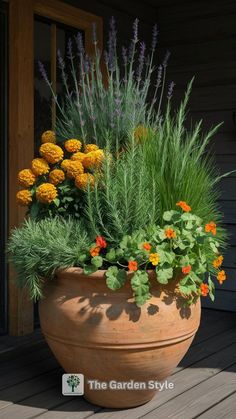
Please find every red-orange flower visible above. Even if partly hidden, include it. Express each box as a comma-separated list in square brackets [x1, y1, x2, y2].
[128, 260, 138, 271]
[165, 228, 176, 239]
[217, 270, 226, 285]
[143, 242, 151, 251]
[176, 201, 192, 212]
[182, 265, 191, 275]
[200, 283, 209, 297]
[205, 221, 217, 235]
[96, 236, 107, 249]
[213, 255, 223, 269]
[90, 246, 101, 257]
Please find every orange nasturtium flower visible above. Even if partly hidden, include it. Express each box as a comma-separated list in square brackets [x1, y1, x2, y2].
[165, 228, 176, 239]
[217, 270, 226, 285]
[200, 283, 209, 297]
[205, 221, 217, 235]
[128, 260, 138, 271]
[143, 242, 151, 251]
[213, 255, 223, 269]
[176, 201, 192, 212]
[182, 265, 191, 275]
[90, 246, 101, 257]
[149, 253, 159, 266]
[96, 236, 107, 249]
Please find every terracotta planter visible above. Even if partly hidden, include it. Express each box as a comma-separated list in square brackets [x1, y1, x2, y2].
[39, 268, 201, 408]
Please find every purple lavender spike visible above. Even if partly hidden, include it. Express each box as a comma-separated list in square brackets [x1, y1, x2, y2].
[122, 46, 128, 66]
[104, 50, 109, 65]
[67, 38, 73, 60]
[38, 61, 49, 83]
[132, 18, 139, 43]
[57, 50, 65, 70]
[137, 41, 146, 79]
[155, 65, 162, 87]
[167, 81, 175, 99]
[75, 32, 84, 55]
[92, 22, 97, 44]
[163, 50, 171, 67]
[151, 24, 159, 51]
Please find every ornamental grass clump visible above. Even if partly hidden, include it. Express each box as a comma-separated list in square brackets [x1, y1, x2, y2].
[8, 18, 232, 308]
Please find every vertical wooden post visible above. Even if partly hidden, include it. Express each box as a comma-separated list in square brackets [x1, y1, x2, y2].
[51, 23, 57, 130]
[8, 0, 34, 335]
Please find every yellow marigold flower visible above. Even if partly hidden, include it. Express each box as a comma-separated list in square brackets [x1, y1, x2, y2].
[64, 160, 84, 179]
[41, 130, 56, 144]
[217, 270, 226, 285]
[149, 253, 159, 266]
[176, 201, 192, 212]
[71, 152, 86, 162]
[83, 150, 104, 169]
[16, 190, 32, 206]
[36, 183, 57, 204]
[31, 158, 50, 176]
[64, 139, 82, 153]
[84, 143, 99, 153]
[49, 169, 65, 185]
[18, 169, 36, 188]
[134, 125, 148, 142]
[75, 173, 95, 190]
[60, 159, 71, 170]
[39, 143, 64, 164]
[213, 255, 223, 269]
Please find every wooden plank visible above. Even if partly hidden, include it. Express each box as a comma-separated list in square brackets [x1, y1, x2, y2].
[86, 343, 236, 418]
[0, 369, 62, 410]
[32, 397, 101, 419]
[202, 289, 236, 311]
[219, 201, 236, 224]
[192, 310, 236, 344]
[50, 23, 57, 130]
[143, 363, 236, 418]
[197, 391, 236, 419]
[8, 0, 34, 336]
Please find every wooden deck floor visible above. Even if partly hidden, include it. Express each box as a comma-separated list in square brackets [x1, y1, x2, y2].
[0, 308, 236, 419]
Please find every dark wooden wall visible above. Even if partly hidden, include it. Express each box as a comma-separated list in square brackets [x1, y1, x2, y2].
[64, 0, 236, 310]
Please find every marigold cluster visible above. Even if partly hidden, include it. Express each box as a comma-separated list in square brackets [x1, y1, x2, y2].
[63, 160, 84, 179]
[64, 139, 82, 153]
[71, 152, 86, 162]
[39, 143, 64, 164]
[36, 183, 57, 204]
[75, 173, 95, 190]
[83, 150, 104, 169]
[49, 169, 65, 185]
[18, 169, 36, 188]
[84, 144, 99, 153]
[41, 130, 56, 144]
[149, 253, 159, 266]
[176, 201, 192, 212]
[31, 158, 50, 176]
[205, 221, 217, 235]
[165, 228, 176, 239]
[16, 190, 32, 206]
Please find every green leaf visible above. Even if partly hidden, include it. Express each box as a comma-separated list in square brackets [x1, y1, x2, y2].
[179, 284, 192, 295]
[91, 256, 103, 268]
[29, 202, 39, 219]
[156, 267, 173, 284]
[163, 210, 181, 223]
[83, 264, 98, 275]
[54, 198, 60, 207]
[131, 271, 150, 306]
[208, 276, 215, 302]
[158, 248, 175, 264]
[105, 267, 126, 290]
[106, 248, 116, 262]
[78, 254, 87, 263]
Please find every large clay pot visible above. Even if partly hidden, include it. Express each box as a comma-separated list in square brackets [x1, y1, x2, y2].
[39, 268, 201, 408]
